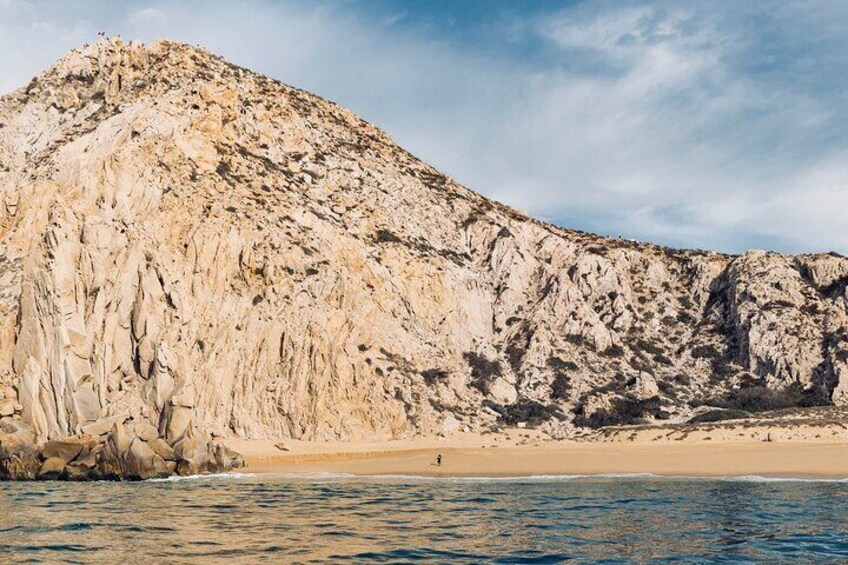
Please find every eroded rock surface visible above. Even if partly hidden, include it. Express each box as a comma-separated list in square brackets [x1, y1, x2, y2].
[1, 39, 847, 478]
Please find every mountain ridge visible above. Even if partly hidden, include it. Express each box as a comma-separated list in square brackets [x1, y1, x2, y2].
[0, 38, 846, 479]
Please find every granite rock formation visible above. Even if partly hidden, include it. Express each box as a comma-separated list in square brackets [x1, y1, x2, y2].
[1, 39, 847, 478]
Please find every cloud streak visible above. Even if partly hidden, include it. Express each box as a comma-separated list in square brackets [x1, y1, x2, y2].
[1, 0, 847, 254]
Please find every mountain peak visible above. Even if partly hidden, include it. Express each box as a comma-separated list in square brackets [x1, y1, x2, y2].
[9, 38, 231, 110]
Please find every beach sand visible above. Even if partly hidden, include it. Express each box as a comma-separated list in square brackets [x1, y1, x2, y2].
[226, 419, 848, 479]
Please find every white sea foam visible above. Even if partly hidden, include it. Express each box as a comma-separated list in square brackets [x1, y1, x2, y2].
[376, 472, 663, 482]
[149, 472, 261, 482]
[717, 475, 848, 483]
[149, 471, 359, 482]
[150, 471, 662, 483]
[149, 471, 848, 483]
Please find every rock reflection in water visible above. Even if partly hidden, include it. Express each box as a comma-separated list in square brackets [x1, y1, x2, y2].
[2, 476, 848, 563]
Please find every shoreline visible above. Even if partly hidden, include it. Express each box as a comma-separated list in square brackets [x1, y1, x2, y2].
[225, 436, 848, 480]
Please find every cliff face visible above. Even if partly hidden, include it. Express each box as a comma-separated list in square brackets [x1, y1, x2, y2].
[1, 39, 847, 478]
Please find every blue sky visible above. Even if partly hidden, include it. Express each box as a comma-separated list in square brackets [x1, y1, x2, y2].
[2, 0, 847, 254]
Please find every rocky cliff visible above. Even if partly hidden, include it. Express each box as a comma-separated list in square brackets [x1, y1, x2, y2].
[1, 39, 847, 479]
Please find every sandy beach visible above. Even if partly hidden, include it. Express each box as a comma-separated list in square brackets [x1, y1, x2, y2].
[227, 418, 848, 479]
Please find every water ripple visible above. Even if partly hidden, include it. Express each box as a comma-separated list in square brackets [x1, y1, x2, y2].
[2, 476, 848, 563]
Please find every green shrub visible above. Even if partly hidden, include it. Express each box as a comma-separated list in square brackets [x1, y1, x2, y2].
[463, 352, 503, 393]
[602, 345, 625, 358]
[673, 374, 691, 386]
[485, 399, 563, 426]
[692, 344, 721, 359]
[694, 385, 816, 413]
[574, 396, 662, 428]
[688, 409, 751, 424]
[677, 311, 696, 324]
[565, 334, 585, 346]
[711, 358, 736, 379]
[635, 339, 664, 356]
[374, 230, 402, 244]
[547, 356, 578, 372]
[657, 380, 676, 396]
[550, 374, 572, 400]
[422, 368, 449, 385]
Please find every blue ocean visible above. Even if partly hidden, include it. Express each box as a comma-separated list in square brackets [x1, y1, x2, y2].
[2, 474, 848, 563]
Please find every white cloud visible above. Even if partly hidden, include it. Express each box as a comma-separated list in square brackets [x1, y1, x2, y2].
[127, 7, 168, 26]
[0, 1, 846, 254]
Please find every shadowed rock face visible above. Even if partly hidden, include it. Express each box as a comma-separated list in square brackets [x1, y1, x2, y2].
[0, 39, 847, 478]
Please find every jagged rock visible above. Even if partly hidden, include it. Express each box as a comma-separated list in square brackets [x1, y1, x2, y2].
[633, 373, 660, 400]
[0, 422, 40, 479]
[38, 457, 68, 479]
[148, 437, 177, 461]
[0, 38, 846, 478]
[162, 405, 193, 442]
[70, 443, 100, 471]
[81, 413, 129, 437]
[211, 442, 244, 471]
[489, 378, 519, 405]
[0, 400, 16, 417]
[36, 437, 103, 480]
[41, 438, 88, 462]
[132, 419, 160, 442]
[124, 438, 169, 480]
[0, 419, 35, 446]
[173, 429, 209, 476]
[441, 414, 461, 435]
[108, 422, 133, 457]
[582, 393, 615, 419]
[1, 449, 39, 480]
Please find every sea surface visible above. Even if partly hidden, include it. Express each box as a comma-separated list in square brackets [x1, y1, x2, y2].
[2, 473, 848, 564]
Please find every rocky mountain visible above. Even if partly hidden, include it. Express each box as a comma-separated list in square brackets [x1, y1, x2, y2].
[1, 38, 847, 479]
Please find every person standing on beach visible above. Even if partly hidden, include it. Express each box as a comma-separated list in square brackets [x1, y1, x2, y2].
[436, 453, 442, 466]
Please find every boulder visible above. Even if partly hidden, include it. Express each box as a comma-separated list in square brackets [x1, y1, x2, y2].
[97, 441, 124, 479]
[441, 414, 461, 436]
[1, 386, 16, 402]
[211, 442, 245, 471]
[71, 444, 100, 470]
[173, 429, 210, 476]
[0, 400, 16, 417]
[162, 405, 193, 442]
[488, 378, 518, 404]
[0, 441, 40, 480]
[2, 454, 39, 479]
[108, 422, 133, 456]
[132, 419, 160, 442]
[81, 413, 129, 437]
[124, 438, 169, 480]
[148, 437, 177, 461]
[38, 457, 68, 479]
[633, 373, 660, 400]
[73, 383, 101, 422]
[41, 438, 89, 462]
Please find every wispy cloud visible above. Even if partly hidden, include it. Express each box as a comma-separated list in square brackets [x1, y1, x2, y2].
[127, 7, 168, 26]
[1, 0, 846, 254]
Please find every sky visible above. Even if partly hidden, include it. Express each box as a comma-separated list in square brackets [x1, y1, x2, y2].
[1, 0, 847, 254]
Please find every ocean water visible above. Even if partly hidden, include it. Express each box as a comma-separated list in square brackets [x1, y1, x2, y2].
[2, 474, 848, 564]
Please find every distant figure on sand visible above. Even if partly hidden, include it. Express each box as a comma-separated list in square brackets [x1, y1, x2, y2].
[436, 453, 442, 466]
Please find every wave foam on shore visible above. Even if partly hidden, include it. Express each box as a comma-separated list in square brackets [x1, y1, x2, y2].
[148, 472, 848, 483]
